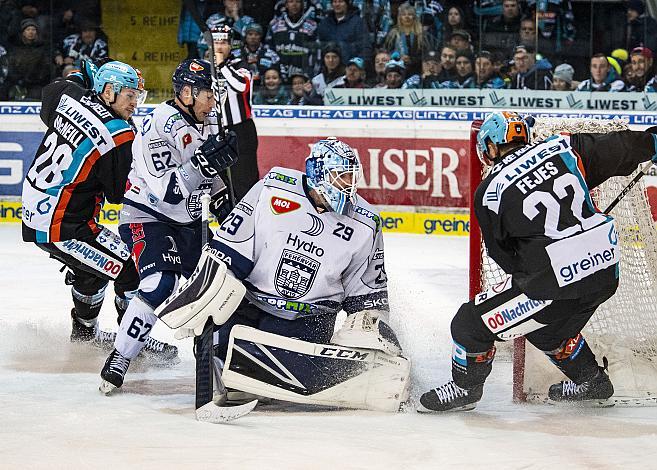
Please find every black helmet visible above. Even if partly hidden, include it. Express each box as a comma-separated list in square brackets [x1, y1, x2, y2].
[211, 24, 233, 43]
[172, 59, 212, 95]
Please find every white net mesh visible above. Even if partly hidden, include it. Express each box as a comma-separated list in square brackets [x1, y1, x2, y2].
[477, 118, 657, 403]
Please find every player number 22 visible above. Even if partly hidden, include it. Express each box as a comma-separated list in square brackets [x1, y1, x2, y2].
[522, 173, 605, 239]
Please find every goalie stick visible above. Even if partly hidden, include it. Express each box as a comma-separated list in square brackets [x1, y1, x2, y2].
[192, 195, 256, 423]
[603, 160, 654, 214]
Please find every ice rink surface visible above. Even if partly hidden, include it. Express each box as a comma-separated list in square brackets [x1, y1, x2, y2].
[2, 224, 657, 469]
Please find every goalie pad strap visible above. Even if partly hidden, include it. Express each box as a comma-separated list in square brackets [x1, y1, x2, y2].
[221, 325, 410, 412]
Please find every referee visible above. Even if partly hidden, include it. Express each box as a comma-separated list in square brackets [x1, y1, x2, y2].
[211, 25, 259, 201]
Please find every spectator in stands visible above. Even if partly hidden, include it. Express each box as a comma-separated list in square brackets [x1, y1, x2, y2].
[510, 45, 552, 90]
[624, 46, 653, 91]
[5, 18, 52, 100]
[312, 42, 346, 96]
[442, 6, 471, 44]
[402, 49, 441, 89]
[466, 50, 506, 89]
[448, 30, 473, 55]
[550, 63, 575, 91]
[382, 54, 406, 89]
[435, 44, 457, 82]
[240, 22, 280, 89]
[384, 2, 434, 77]
[0, 2, 20, 47]
[366, 49, 390, 88]
[409, 0, 445, 44]
[273, 0, 324, 21]
[57, 20, 108, 69]
[625, 0, 657, 54]
[577, 53, 626, 92]
[253, 66, 289, 104]
[288, 71, 323, 105]
[517, 16, 536, 50]
[7, 0, 50, 45]
[355, 0, 392, 48]
[481, 0, 522, 57]
[445, 51, 474, 88]
[317, 0, 372, 66]
[266, 0, 319, 81]
[525, 0, 575, 55]
[334, 56, 368, 89]
[243, 0, 277, 29]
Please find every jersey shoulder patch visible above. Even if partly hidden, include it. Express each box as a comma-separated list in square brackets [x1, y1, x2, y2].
[155, 103, 186, 135]
[262, 167, 305, 194]
[351, 198, 382, 233]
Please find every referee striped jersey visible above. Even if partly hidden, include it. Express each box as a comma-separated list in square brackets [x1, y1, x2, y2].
[219, 57, 254, 126]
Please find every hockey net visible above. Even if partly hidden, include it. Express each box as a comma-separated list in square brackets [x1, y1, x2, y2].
[469, 117, 657, 405]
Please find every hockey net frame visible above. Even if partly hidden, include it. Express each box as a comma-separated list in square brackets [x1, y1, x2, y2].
[469, 117, 657, 405]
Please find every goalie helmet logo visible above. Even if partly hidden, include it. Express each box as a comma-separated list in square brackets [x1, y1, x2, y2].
[275, 249, 320, 299]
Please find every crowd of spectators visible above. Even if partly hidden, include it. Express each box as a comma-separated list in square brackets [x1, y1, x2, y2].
[0, 0, 103, 100]
[2, 0, 657, 102]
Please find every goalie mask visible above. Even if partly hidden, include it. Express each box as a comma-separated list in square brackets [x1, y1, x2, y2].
[476, 111, 529, 165]
[305, 138, 361, 216]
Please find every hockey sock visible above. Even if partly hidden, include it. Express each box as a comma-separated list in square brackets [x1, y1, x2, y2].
[114, 289, 138, 325]
[71, 285, 107, 326]
[544, 333, 600, 384]
[451, 340, 496, 390]
[115, 296, 158, 359]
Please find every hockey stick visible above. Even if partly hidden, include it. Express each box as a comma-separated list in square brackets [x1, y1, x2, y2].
[603, 160, 654, 214]
[194, 194, 256, 423]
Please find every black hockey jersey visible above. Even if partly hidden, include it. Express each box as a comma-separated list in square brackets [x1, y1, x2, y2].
[21, 79, 135, 243]
[475, 131, 657, 300]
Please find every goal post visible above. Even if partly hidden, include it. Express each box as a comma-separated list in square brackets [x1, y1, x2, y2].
[469, 116, 657, 405]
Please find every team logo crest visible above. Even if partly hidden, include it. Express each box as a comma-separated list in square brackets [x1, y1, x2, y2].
[189, 61, 204, 72]
[301, 213, 324, 236]
[275, 249, 319, 299]
[271, 196, 300, 215]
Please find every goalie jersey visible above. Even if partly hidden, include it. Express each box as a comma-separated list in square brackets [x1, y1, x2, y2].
[475, 130, 657, 300]
[208, 167, 389, 320]
[120, 101, 225, 225]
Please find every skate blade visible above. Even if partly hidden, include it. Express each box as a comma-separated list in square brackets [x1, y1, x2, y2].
[99, 380, 118, 396]
[545, 397, 615, 408]
[416, 402, 477, 413]
[195, 399, 258, 423]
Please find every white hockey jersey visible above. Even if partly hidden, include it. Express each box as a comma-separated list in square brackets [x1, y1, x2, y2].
[120, 101, 225, 225]
[209, 167, 388, 320]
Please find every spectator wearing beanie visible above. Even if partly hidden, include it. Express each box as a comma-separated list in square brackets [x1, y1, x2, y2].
[240, 22, 281, 88]
[551, 63, 575, 91]
[625, 0, 657, 53]
[382, 54, 406, 89]
[334, 56, 368, 89]
[5, 18, 53, 100]
[625, 46, 654, 91]
[577, 53, 626, 92]
[317, 0, 371, 66]
[312, 42, 346, 96]
[402, 50, 442, 89]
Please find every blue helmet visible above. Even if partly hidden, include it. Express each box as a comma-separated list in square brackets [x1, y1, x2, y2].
[476, 111, 529, 164]
[172, 59, 213, 96]
[94, 61, 146, 104]
[305, 138, 361, 216]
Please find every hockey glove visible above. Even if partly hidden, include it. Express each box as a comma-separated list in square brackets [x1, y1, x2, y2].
[210, 191, 233, 223]
[202, 131, 239, 173]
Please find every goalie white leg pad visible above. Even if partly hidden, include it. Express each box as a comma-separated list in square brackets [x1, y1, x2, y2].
[221, 325, 411, 412]
[331, 310, 402, 357]
[155, 246, 246, 334]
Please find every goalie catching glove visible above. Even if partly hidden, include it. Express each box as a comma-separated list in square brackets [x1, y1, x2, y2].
[155, 245, 245, 338]
[190, 130, 239, 178]
[331, 310, 402, 357]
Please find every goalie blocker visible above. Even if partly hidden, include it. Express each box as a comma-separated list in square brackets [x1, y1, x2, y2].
[222, 325, 410, 412]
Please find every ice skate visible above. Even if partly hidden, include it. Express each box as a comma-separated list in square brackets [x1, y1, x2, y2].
[100, 348, 131, 395]
[417, 381, 483, 413]
[70, 309, 116, 349]
[140, 336, 180, 366]
[548, 366, 614, 406]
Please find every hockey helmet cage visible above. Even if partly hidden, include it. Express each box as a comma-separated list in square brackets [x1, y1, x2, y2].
[476, 111, 529, 165]
[305, 137, 362, 216]
[94, 60, 147, 105]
